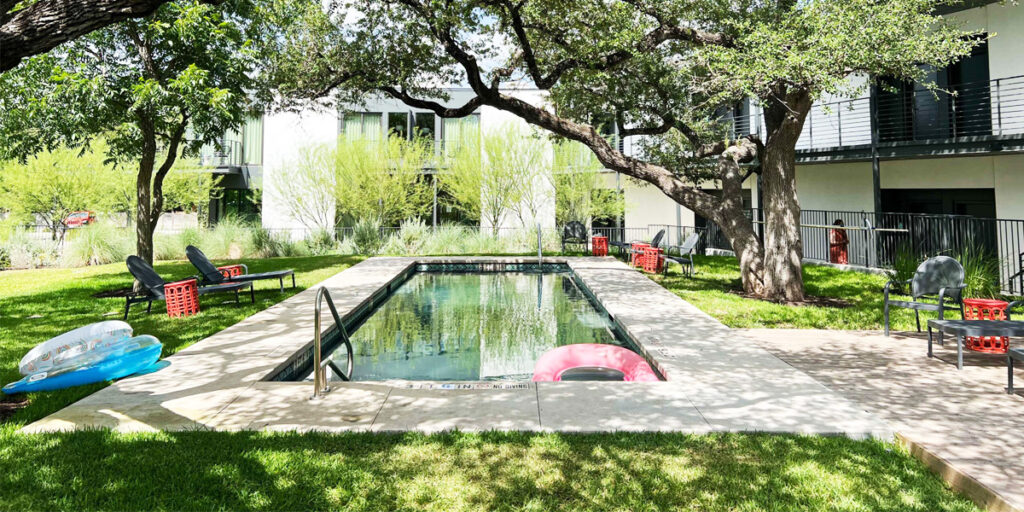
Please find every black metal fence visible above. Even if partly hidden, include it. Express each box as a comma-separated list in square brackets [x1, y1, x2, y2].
[700, 209, 1024, 295]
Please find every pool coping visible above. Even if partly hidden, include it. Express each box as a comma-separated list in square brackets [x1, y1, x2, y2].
[21, 256, 891, 437]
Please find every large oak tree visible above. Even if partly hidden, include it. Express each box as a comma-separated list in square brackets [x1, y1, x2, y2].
[0, 0, 261, 265]
[0, 0, 225, 72]
[270, 0, 978, 301]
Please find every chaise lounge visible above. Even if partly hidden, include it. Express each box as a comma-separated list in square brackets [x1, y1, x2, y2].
[124, 255, 254, 319]
[186, 245, 296, 292]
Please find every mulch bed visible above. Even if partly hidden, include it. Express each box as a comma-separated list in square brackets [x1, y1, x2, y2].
[0, 395, 29, 422]
[728, 289, 854, 308]
[92, 287, 133, 298]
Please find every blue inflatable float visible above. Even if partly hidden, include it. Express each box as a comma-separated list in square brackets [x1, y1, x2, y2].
[3, 335, 162, 394]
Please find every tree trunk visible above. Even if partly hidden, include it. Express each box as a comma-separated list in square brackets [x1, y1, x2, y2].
[135, 118, 157, 266]
[711, 146, 766, 296]
[760, 89, 813, 302]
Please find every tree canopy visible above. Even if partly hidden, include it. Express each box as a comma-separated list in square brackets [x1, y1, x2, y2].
[268, 0, 981, 300]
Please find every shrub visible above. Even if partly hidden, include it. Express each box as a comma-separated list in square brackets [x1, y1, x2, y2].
[304, 228, 337, 256]
[396, 218, 430, 254]
[378, 233, 408, 256]
[253, 228, 309, 258]
[957, 243, 1001, 299]
[62, 222, 133, 266]
[3, 230, 56, 268]
[885, 242, 919, 293]
[351, 218, 383, 255]
[196, 216, 255, 259]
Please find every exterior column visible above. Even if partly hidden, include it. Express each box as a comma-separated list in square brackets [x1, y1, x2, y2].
[869, 83, 882, 214]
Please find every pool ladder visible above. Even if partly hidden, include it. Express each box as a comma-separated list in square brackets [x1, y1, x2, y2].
[312, 286, 354, 399]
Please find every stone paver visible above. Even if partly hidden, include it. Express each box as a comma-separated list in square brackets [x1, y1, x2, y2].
[744, 328, 1024, 512]
[22, 257, 887, 440]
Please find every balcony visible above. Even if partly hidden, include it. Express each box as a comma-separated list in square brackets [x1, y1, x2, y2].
[198, 139, 244, 168]
[730, 75, 1024, 162]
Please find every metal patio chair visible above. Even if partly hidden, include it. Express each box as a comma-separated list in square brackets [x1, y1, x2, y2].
[611, 229, 666, 257]
[186, 245, 295, 292]
[124, 255, 254, 319]
[883, 255, 966, 337]
[560, 221, 589, 253]
[663, 231, 703, 276]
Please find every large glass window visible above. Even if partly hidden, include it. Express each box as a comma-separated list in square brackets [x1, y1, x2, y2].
[412, 112, 435, 141]
[442, 115, 480, 157]
[388, 112, 409, 139]
[342, 113, 382, 140]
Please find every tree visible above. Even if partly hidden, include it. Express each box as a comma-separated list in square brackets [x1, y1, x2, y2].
[0, 0, 225, 73]
[269, 0, 978, 301]
[0, 145, 117, 240]
[551, 139, 625, 226]
[439, 127, 538, 235]
[0, 0, 259, 265]
[333, 134, 431, 225]
[276, 134, 432, 230]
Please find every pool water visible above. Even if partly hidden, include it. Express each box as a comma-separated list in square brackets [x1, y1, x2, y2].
[327, 272, 634, 381]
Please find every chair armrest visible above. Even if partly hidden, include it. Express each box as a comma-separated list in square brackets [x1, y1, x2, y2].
[1008, 300, 1024, 320]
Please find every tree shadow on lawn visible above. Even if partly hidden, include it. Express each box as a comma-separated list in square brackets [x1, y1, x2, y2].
[0, 255, 364, 425]
[0, 430, 980, 511]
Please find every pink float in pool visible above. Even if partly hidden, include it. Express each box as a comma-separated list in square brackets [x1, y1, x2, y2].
[532, 344, 660, 382]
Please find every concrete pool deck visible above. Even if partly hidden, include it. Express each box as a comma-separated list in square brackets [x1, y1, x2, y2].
[22, 257, 887, 437]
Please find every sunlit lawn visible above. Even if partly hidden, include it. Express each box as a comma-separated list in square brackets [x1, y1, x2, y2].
[0, 253, 980, 511]
[654, 255, 929, 330]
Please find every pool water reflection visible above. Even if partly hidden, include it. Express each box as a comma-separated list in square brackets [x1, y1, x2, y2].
[331, 272, 631, 381]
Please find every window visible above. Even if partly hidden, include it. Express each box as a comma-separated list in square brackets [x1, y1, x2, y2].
[412, 112, 435, 141]
[442, 115, 480, 157]
[388, 112, 409, 139]
[342, 113, 382, 140]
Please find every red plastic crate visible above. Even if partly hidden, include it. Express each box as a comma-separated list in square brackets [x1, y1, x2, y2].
[963, 298, 1010, 353]
[218, 264, 244, 278]
[165, 278, 200, 318]
[642, 247, 663, 273]
[631, 243, 649, 268]
[591, 236, 608, 257]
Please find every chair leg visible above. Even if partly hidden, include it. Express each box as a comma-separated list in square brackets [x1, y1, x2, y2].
[884, 302, 890, 337]
[915, 310, 921, 332]
[279, 277, 284, 292]
[235, 289, 240, 304]
[250, 285, 255, 303]
[146, 301, 152, 314]
[1009, 355, 1015, 394]
[123, 299, 131, 320]
[937, 307, 945, 346]
[292, 274, 296, 288]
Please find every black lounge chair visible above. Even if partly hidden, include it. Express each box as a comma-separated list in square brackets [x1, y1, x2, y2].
[561, 221, 588, 253]
[124, 255, 254, 319]
[186, 245, 295, 292]
[611, 229, 666, 258]
[884, 255, 966, 337]
[663, 231, 703, 276]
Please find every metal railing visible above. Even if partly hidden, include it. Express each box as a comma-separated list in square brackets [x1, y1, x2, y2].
[729, 75, 1024, 151]
[703, 209, 1024, 295]
[198, 139, 244, 167]
[312, 286, 353, 398]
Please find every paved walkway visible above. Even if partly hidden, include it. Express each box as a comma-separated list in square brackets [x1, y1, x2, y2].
[22, 257, 887, 438]
[745, 328, 1024, 512]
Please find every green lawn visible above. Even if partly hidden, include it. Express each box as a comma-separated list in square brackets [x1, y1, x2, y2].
[654, 255, 930, 330]
[0, 254, 981, 511]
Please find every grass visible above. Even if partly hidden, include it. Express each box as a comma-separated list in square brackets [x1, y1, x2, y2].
[0, 254, 364, 425]
[0, 431, 981, 511]
[654, 255, 933, 330]
[0, 253, 982, 511]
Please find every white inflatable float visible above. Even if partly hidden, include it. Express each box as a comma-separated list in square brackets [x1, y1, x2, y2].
[18, 320, 133, 375]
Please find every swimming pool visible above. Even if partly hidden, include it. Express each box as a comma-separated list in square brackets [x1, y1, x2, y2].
[274, 264, 652, 382]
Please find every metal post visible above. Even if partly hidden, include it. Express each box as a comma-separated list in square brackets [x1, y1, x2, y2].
[312, 288, 326, 398]
[996, 78, 1003, 136]
[432, 176, 438, 229]
[837, 107, 843, 147]
[537, 222, 542, 263]
[869, 84, 882, 215]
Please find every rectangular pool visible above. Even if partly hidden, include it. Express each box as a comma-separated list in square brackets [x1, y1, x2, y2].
[274, 264, 649, 381]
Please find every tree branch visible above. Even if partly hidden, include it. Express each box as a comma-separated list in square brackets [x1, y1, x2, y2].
[0, 0, 224, 73]
[378, 87, 483, 117]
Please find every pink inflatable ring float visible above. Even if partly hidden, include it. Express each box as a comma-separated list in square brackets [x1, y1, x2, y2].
[532, 344, 660, 382]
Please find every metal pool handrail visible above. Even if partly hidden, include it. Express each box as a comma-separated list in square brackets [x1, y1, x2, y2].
[312, 286, 354, 399]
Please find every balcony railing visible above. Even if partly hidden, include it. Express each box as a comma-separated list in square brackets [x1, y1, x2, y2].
[729, 75, 1024, 152]
[198, 139, 244, 167]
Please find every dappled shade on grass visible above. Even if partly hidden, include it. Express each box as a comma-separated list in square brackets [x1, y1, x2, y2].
[0, 255, 363, 425]
[655, 256, 937, 330]
[0, 431, 981, 511]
